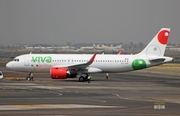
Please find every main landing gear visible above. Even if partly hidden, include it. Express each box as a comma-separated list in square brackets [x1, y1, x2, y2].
[79, 75, 88, 82]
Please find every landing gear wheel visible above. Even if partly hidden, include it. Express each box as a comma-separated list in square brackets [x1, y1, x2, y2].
[27, 77, 30, 81]
[79, 76, 85, 82]
[26, 72, 31, 81]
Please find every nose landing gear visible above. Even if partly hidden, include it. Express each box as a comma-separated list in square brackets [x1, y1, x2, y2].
[26, 72, 34, 81]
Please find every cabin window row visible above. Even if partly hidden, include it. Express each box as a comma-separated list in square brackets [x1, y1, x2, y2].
[51, 60, 128, 63]
[30, 59, 128, 63]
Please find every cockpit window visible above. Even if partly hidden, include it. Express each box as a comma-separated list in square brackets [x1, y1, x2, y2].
[14, 59, 19, 62]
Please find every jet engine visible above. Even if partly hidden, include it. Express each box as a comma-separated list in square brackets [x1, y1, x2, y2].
[50, 67, 70, 79]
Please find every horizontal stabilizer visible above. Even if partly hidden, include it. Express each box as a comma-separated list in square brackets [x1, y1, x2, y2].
[149, 58, 165, 63]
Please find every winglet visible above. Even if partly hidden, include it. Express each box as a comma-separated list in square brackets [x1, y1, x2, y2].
[118, 50, 122, 55]
[89, 52, 97, 63]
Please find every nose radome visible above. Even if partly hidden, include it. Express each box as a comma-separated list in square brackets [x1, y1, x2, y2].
[6, 62, 9, 68]
[6, 62, 12, 68]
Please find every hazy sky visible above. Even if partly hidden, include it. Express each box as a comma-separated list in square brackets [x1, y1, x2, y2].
[0, 0, 180, 45]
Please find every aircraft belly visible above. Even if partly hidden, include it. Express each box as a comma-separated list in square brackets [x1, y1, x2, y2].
[93, 64, 132, 73]
[12, 67, 50, 73]
[9, 67, 31, 72]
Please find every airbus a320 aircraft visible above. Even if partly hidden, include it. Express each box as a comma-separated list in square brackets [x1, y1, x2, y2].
[6, 28, 173, 82]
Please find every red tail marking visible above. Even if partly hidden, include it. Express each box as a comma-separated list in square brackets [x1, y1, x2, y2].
[158, 30, 170, 45]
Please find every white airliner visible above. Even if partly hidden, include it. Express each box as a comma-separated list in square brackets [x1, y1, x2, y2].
[6, 28, 173, 82]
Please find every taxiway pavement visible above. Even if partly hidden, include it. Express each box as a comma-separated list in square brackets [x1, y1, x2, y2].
[0, 69, 180, 116]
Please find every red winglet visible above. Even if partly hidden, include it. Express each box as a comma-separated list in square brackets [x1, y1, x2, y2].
[89, 52, 97, 63]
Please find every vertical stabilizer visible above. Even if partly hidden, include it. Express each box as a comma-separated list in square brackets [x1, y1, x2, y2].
[138, 28, 170, 59]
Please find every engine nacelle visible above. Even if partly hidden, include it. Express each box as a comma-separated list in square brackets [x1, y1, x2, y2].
[50, 67, 69, 79]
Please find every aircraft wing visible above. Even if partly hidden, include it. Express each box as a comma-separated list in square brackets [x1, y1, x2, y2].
[52, 52, 97, 70]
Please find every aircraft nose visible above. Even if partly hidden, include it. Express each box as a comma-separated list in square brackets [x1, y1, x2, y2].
[6, 62, 13, 69]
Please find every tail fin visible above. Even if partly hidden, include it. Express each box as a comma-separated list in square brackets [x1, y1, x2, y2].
[138, 28, 170, 59]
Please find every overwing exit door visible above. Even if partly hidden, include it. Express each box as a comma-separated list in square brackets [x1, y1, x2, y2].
[24, 56, 30, 66]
